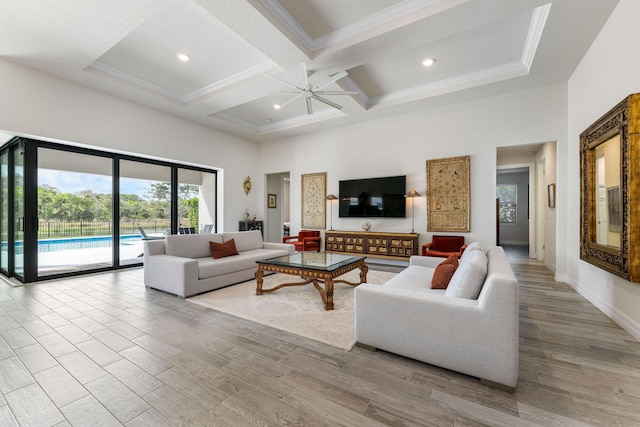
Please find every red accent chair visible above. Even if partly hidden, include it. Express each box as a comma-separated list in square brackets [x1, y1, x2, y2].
[282, 230, 321, 252]
[422, 235, 467, 258]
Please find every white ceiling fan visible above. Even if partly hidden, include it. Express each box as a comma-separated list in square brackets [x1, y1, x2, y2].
[263, 63, 358, 115]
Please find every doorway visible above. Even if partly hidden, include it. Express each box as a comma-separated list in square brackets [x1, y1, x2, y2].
[496, 142, 557, 263]
[265, 172, 290, 243]
[497, 168, 531, 251]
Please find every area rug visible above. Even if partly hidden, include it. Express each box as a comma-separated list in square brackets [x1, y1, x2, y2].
[187, 269, 396, 351]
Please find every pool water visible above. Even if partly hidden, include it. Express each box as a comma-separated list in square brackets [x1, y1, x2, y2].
[8, 235, 143, 254]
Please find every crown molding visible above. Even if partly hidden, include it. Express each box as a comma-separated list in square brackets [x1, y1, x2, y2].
[90, 60, 275, 103]
[367, 4, 550, 108]
[258, 0, 470, 53]
[369, 61, 527, 108]
[215, 108, 343, 134]
[521, 3, 552, 71]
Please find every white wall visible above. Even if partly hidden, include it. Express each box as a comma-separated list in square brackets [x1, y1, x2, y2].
[567, 0, 640, 339]
[259, 83, 567, 257]
[541, 141, 557, 270]
[0, 58, 259, 232]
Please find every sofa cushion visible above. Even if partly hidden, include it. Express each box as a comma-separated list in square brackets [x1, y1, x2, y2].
[432, 235, 464, 252]
[197, 248, 290, 278]
[431, 255, 458, 289]
[165, 234, 223, 258]
[459, 241, 483, 264]
[222, 230, 263, 252]
[445, 249, 487, 299]
[381, 265, 445, 294]
[210, 239, 239, 259]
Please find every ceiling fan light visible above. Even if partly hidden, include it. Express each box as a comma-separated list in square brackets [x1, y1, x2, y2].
[177, 53, 190, 62]
[421, 57, 436, 67]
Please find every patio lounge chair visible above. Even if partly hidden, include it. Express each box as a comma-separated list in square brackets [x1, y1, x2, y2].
[138, 227, 165, 240]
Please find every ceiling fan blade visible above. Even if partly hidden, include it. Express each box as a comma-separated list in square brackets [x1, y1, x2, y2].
[278, 94, 303, 109]
[305, 97, 313, 115]
[261, 72, 303, 91]
[314, 90, 359, 96]
[311, 95, 343, 110]
[312, 70, 348, 91]
[299, 62, 310, 90]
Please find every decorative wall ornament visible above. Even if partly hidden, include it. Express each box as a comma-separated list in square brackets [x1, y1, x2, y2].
[243, 176, 251, 195]
[301, 172, 326, 229]
[426, 155, 470, 232]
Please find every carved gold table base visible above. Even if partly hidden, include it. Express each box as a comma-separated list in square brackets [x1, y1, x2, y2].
[255, 258, 368, 310]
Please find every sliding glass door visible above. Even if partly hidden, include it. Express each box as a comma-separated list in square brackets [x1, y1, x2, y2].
[119, 160, 171, 266]
[37, 148, 113, 277]
[0, 138, 217, 283]
[178, 167, 217, 234]
[13, 148, 24, 279]
[1, 151, 8, 275]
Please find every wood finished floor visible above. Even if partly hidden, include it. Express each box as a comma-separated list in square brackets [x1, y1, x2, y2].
[1, 247, 640, 426]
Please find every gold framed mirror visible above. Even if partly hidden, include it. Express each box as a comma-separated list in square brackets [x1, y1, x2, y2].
[580, 93, 640, 282]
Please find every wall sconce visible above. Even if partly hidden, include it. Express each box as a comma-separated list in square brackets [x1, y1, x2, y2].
[243, 176, 251, 195]
[406, 190, 420, 233]
[326, 194, 337, 230]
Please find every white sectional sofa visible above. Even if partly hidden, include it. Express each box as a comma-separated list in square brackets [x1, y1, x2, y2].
[354, 245, 519, 389]
[143, 230, 294, 298]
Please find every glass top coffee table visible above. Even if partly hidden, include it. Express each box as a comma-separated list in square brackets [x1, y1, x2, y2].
[255, 252, 368, 310]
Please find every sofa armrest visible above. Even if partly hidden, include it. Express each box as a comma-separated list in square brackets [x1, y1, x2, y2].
[143, 254, 199, 297]
[144, 240, 166, 256]
[355, 277, 519, 387]
[409, 255, 443, 268]
[282, 235, 298, 244]
[263, 242, 296, 254]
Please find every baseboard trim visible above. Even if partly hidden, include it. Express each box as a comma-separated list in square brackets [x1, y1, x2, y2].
[566, 276, 640, 342]
[544, 259, 556, 273]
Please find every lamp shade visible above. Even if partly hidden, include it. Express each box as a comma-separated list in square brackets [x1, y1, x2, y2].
[406, 190, 420, 197]
[326, 194, 338, 200]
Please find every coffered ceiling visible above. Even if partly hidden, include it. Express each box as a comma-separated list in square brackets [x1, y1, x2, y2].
[0, 0, 619, 142]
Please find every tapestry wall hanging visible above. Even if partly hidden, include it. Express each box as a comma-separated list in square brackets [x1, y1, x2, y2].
[301, 172, 326, 228]
[426, 155, 470, 232]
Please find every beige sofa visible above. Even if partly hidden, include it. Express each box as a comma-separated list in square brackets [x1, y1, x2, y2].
[354, 245, 519, 389]
[143, 230, 294, 298]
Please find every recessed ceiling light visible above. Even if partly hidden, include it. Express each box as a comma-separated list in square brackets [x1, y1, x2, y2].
[273, 104, 282, 110]
[177, 53, 190, 62]
[421, 57, 436, 67]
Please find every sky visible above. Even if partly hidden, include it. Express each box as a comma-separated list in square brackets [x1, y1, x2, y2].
[38, 169, 153, 197]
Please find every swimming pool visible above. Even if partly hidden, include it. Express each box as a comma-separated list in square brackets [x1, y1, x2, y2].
[7, 235, 144, 254]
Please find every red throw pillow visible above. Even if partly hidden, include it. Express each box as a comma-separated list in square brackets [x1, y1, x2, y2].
[431, 255, 459, 289]
[440, 254, 459, 267]
[210, 239, 239, 259]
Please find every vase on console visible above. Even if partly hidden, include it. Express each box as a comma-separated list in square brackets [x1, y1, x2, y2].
[362, 221, 372, 232]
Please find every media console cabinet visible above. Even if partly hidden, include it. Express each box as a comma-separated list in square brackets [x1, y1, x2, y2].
[325, 230, 419, 260]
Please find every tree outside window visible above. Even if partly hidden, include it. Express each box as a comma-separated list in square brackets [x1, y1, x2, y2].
[497, 184, 517, 223]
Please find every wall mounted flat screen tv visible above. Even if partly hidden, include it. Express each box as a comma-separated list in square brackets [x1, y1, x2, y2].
[339, 175, 406, 218]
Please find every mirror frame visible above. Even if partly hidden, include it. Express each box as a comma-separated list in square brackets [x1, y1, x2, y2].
[580, 93, 640, 282]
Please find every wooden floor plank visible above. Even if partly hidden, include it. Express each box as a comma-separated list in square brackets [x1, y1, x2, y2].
[0, 245, 639, 426]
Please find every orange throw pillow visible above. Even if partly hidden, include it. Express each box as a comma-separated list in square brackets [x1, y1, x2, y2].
[210, 239, 239, 259]
[431, 255, 459, 289]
